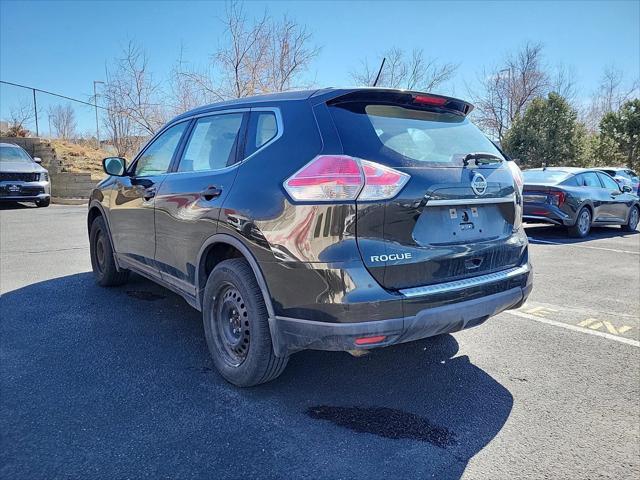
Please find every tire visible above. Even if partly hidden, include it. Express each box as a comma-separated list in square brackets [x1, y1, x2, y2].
[89, 216, 130, 287]
[35, 198, 50, 208]
[568, 207, 591, 238]
[622, 205, 639, 232]
[202, 258, 288, 387]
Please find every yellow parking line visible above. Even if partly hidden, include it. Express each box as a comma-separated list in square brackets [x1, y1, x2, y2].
[506, 310, 639, 348]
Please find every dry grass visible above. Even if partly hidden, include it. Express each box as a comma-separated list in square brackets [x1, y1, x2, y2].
[51, 140, 110, 181]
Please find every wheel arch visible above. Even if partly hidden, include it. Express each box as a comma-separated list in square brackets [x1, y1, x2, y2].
[195, 234, 276, 322]
[87, 200, 122, 271]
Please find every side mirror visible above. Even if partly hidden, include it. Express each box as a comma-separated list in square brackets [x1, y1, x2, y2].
[103, 157, 127, 176]
[33, 157, 42, 164]
[622, 185, 632, 193]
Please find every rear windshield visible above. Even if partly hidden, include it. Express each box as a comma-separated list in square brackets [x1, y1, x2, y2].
[0, 145, 33, 164]
[329, 103, 504, 167]
[522, 170, 571, 184]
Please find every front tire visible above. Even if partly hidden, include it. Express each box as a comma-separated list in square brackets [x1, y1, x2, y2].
[203, 258, 288, 387]
[89, 216, 129, 286]
[623, 205, 639, 232]
[568, 207, 591, 238]
[35, 198, 50, 208]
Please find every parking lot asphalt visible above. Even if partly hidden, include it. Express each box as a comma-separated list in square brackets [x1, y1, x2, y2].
[1, 203, 639, 480]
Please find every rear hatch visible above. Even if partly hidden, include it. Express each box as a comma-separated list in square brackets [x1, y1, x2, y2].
[328, 92, 525, 290]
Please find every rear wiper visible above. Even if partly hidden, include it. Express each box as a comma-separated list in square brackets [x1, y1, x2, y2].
[463, 152, 504, 167]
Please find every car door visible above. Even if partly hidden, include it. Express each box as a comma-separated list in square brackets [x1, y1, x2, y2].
[108, 121, 190, 276]
[153, 111, 248, 296]
[597, 172, 628, 222]
[576, 171, 611, 221]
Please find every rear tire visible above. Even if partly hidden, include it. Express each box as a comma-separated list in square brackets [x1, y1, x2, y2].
[202, 258, 288, 387]
[89, 216, 129, 286]
[568, 207, 591, 238]
[35, 198, 50, 208]
[622, 205, 639, 232]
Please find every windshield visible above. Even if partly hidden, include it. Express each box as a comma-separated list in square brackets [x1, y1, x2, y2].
[329, 102, 504, 167]
[523, 170, 571, 184]
[0, 146, 34, 164]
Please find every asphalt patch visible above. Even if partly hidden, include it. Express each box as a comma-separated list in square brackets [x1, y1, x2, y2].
[126, 290, 166, 301]
[306, 405, 457, 448]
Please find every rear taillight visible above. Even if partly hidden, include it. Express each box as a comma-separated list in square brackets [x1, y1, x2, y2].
[284, 155, 409, 202]
[548, 191, 566, 206]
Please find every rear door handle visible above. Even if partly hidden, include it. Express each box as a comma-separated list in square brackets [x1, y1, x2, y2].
[201, 185, 222, 201]
[143, 187, 156, 201]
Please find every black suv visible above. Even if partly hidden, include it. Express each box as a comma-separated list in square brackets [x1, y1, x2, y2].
[88, 88, 532, 386]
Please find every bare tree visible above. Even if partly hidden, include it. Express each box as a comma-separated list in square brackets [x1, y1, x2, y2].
[264, 15, 320, 92]
[102, 104, 139, 158]
[583, 66, 640, 131]
[172, 2, 319, 102]
[103, 41, 167, 137]
[48, 104, 77, 140]
[469, 42, 550, 142]
[215, 2, 272, 98]
[351, 47, 457, 92]
[6, 99, 34, 137]
[168, 44, 213, 115]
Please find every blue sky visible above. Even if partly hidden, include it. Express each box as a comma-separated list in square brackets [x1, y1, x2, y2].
[1, 0, 638, 134]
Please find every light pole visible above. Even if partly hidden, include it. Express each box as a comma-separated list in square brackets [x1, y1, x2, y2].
[93, 80, 105, 148]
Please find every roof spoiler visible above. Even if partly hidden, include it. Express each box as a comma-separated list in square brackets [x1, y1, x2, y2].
[325, 89, 474, 116]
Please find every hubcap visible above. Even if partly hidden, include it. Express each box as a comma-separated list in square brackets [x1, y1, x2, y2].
[631, 208, 639, 230]
[214, 284, 250, 366]
[579, 210, 590, 234]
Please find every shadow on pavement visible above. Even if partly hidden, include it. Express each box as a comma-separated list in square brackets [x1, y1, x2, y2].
[1, 272, 513, 479]
[525, 222, 638, 243]
[0, 201, 36, 210]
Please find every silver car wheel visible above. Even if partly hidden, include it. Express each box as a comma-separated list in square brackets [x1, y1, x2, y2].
[578, 209, 591, 235]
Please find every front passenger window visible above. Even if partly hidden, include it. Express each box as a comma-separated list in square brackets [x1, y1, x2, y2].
[135, 122, 188, 177]
[598, 173, 620, 191]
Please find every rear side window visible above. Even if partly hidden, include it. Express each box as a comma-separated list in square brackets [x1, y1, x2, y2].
[244, 111, 278, 157]
[522, 170, 570, 184]
[329, 102, 504, 167]
[578, 172, 602, 187]
[178, 113, 244, 172]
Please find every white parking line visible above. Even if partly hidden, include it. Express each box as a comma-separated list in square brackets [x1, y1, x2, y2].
[506, 309, 640, 347]
[528, 237, 640, 255]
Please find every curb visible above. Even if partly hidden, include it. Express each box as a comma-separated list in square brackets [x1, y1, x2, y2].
[51, 197, 88, 205]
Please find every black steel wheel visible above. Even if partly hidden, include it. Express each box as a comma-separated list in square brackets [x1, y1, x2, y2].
[203, 258, 288, 387]
[89, 216, 129, 287]
[213, 283, 251, 367]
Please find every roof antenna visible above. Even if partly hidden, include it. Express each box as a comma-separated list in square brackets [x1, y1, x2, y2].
[372, 57, 386, 87]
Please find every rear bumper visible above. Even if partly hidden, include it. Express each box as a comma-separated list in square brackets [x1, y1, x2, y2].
[269, 265, 532, 356]
[523, 204, 573, 226]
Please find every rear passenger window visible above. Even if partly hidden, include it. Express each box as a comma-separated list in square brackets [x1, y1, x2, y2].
[579, 172, 602, 187]
[245, 111, 278, 157]
[178, 113, 244, 172]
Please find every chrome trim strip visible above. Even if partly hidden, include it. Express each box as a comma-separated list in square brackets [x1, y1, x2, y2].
[426, 195, 515, 206]
[399, 264, 530, 298]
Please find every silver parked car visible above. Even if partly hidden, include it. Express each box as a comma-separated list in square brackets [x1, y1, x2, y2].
[0, 143, 51, 207]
